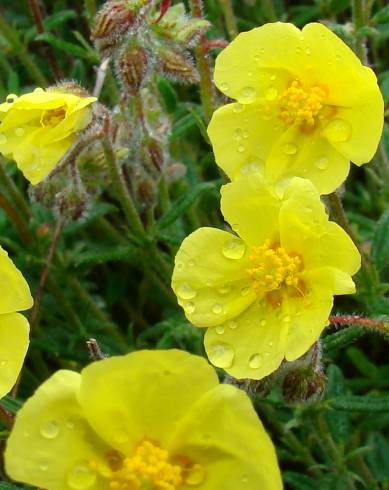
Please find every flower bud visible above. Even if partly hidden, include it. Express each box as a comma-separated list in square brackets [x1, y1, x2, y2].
[116, 44, 151, 94]
[144, 136, 165, 173]
[157, 47, 199, 84]
[282, 366, 326, 404]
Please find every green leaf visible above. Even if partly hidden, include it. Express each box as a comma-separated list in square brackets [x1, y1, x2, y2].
[372, 210, 389, 270]
[328, 394, 389, 412]
[157, 182, 216, 230]
[322, 326, 365, 355]
[346, 346, 379, 380]
[366, 432, 389, 482]
[157, 77, 178, 114]
[73, 244, 138, 266]
[171, 112, 198, 140]
[325, 365, 351, 442]
[35, 33, 98, 62]
[283, 472, 315, 490]
[372, 5, 389, 24]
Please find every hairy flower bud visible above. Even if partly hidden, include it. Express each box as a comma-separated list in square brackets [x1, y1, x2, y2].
[282, 365, 326, 404]
[144, 136, 165, 173]
[116, 44, 151, 94]
[157, 47, 199, 84]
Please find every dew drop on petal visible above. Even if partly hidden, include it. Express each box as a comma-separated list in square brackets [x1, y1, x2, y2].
[14, 127, 25, 137]
[0, 359, 8, 367]
[39, 462, 49, 472]
[216, 325, 225, 335]
[227, 320, 238, 330]
[240, 86, 256, 103]
[260, 319, 266, 326]
[212, 303, 223, 314]
[208, 343, 235, 368]
[188, 260, 195, 267]
[184, 302, 196, 314]
[176, 261, 184, 271]
[220, 82, 230, 92]
[6, 94, 17, 103]
[222, 238, 246, 260]
[218, 284, 231, 295]
[283, 143, 297, 155]
[233, 104, 244, 114]
[237, 144, 245, 153]
[241, 286, 250, 296]
[315, 156, 328, 170]
[67, 463, 96, 490]
[325, 118, 352, 143]
[234, 128, 243, 140]
[34, 87, 44, 93]
[265, 87, 278, 101]
[305, 48, 311, 55]
[186, 464, 206, 486]
[40, 420, 60, 439]
[249, 353, 262, 369]
[177, 283, 197, 300]
[0, 135, 7, 145]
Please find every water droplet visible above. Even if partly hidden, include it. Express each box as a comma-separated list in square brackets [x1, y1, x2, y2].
[188, 260, 195, 267]
[67, 463, 96, 490]
[242, 475, 249, 483]
[208, 343, 235, 368]
[237, 144, 245, 153]
[316, 156, 328, 170]
[283, 143, 297, 155]
[40, 421, 60, 439]
[186, 463, 206, 486]
[260, 320, 266, 326]
[231, 223, 240, 232]
[270, 74, 276, 81]
[39, 461, 49, 472]
[305, 48, 311, 55]
[34, 87, 44, 93]
[216, 325, 225, 335]
[240, 163, 261, 175]
[176, 261, 184, 271]
[325, 118, 352, 143]
[241, 286, 250, 296]
[265, 87, 278, 101]
[14, 127, 25, 137]
[249, 353, 262, 369]
[283, 315, 291, 323]
[0, 359, 8, 367]
[177, 283, 197, 300]
[212, 303, 223, 314]
[268, 341, 274, 347]
[113, 429, 128, 444]
[220, 82, 230, 92]
[227, 320, 238, 330]
[242, 129, 249, 139]
[240, 86, 256, 103]
[218, 284, 231, 295]
[335, 53, 341, 61]
[248, 71, 253, 78]
[233, 103, 244, 114]
[296, 47, 302, 54]
[234, 128, 243, 140]
[184, 302, 196, 314]
[222, 238, 246, 260]
[6, 94, 17, 103]
[0, 135, 7, 145]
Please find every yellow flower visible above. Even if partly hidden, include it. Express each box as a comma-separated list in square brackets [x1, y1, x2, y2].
[0, 88, 96, 185]
[5, 350, 282, 490]
[172, 175, 360, 379]
[0, 246, 32, 398]
[208, 22, 384, 195]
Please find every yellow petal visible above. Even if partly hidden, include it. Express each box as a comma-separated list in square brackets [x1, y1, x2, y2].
[78, 350, 219, 453]
[214, 22, 303, 102]
[220, 173, 281, 246]
[302, 23, 381, 107]
[168, 384, 283, 490]
[278, 179, 361, 275]
[5, 370, 108, 490]
[12, 91, 66, 110]
[208, 102, 283, 180]
[172, 228, 255, 327]
[204, 300, 289, 380]
[0, 246, 33, 314]
[322, 98, 384, 166]
[284, 268, 335, 360]
[0, 313, 29, 399]
[266, 125, 351, 195]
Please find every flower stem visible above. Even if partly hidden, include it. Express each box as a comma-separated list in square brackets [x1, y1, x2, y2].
[0, 163, 31, 220]
[0, 192, 32, 244]
[218, 0, 238, 39]
[189, 0, 216, 122]
[352, 0, 367, 63]
[329, 314, 389, 337]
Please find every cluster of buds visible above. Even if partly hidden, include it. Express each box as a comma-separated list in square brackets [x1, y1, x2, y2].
[92, 0, 210, 92]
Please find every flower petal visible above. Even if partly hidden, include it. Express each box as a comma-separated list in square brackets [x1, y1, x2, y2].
[278, 179, 360, 275]
[78, 350, 219, 454]
[5, 370, 108, 490]
[208, 102, 284, 180]
[0, 246, 33, 314]
[204, 300, 289, 380]
[214, 22, 303, 102]
[220, 173, 281, 246]
[0, 313, 29, 399]
[266, 124, 351, 195]
[172, 228, 255, 328]
[168, 384, 283, 490]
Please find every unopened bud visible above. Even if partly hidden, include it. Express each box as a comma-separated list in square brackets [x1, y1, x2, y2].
[135, 171, 158, 208]
[165, 162, 186, 183]
[144, 136, 165, 173]
[55, 185, 90, 222]
[157, 47, 199, 84]
[116, 44, 150, 94]
[282, 366, 326, 404]
[48, 80, 90, 98]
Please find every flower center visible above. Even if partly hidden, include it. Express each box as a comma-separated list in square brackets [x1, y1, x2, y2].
[247, 240, 302, 296]
[41, 106, 67, 127]
[279, 80, 326, 129]
[106, 440, 183, 490]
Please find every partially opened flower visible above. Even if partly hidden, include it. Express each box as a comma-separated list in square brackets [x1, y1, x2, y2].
[0, 88, 96, 185]
[5, 350, 282, 490]
[0, 246, 32, 398]
[208, 22, 384, 195]
[172, 175, 360, 379]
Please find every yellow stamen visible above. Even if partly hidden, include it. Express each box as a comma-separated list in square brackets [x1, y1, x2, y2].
[41, 106, 67, 127]
[279, 80, 326, 129]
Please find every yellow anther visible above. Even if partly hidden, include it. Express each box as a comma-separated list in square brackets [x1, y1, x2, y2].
[108, 440, 183, 490]
[247, 240, 302, 295]
[278, 80, 326, 128]
[41, 106, 67, 127]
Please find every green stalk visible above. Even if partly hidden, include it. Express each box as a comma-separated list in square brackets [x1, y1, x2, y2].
[352, 0, 367, 63]
[0, 164, 31, 220]
[218, 0, 238, 39]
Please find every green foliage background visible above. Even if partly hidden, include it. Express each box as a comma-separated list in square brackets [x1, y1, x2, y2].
[0, 0, 389, 488]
